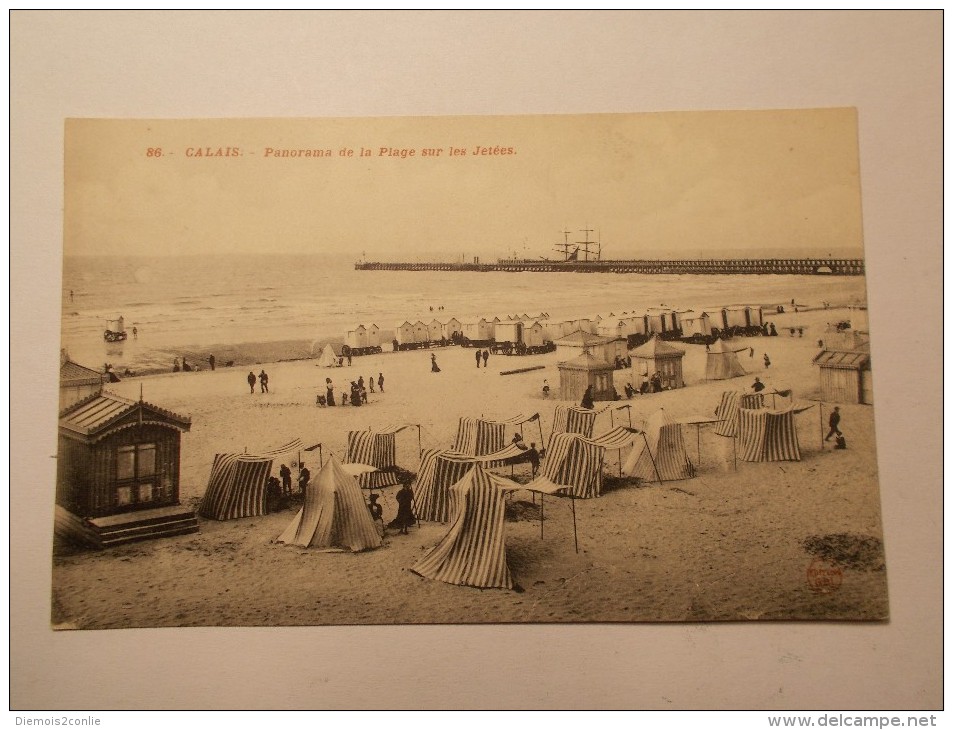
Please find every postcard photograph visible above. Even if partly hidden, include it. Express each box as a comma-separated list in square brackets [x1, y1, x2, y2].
[52, 109, 887, 628]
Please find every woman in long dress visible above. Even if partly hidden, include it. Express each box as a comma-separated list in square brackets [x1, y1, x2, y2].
[581, 385, 594, 410]
[431, 354, 441, 373]
[393, 483, 416, 534]
[325, 378, 335, 406]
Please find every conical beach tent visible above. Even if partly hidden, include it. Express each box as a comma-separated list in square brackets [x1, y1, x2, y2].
[317, 344, 339, 367]
[411, 466, 517, 589]
[277, 456, 382, 551]
[533, 426, 638, 499]
[623, 409, 694, 481]
[705, 339, 748, 380]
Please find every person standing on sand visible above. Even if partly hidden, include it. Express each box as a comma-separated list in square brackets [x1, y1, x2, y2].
[173, 358, 181, 373]
[325, 378, 335, 406]
[749, 347, 754, 358]
[431, 354, 441, 373]
[208, 354, 215, 371]
[825, 406, 842, 442]
[369, 376, 375, 393]
[763, 354, 771, 369]
[394, 482, 416, 534]
[247, 371, 256, 393]
[542, 379, 550, 397]
[133, 327, 138, 340]
[475, 350, 482, 368]
[280, 464, 292, 495]
[482, 349, 489, 368]
[581, 385, 595, 410]
[378, 373, 385, 392]
[259, 369, 269, 393]
[752, 377, 765, 393]
[298, 464, 311, 494]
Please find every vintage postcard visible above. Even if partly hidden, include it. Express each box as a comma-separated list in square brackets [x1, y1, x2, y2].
[52, 109, 887, 628]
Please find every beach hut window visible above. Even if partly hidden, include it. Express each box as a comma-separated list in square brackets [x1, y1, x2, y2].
[116, 442, 157, 505]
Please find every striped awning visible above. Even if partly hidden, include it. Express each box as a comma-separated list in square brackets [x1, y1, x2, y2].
[737, 407, 803, 462]
[412, 466, 518, 590]
[537, 427, 640, 499]
[199, 454, 273, 521]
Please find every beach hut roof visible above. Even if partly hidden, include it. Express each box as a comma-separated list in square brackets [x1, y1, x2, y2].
[60, 359, 103, 388]
[59, 391, 191, 439]
[812, 347, 871, 370]
[554, 330, 613, 347]
[558, 351, 615, 371]
[629, 337, 686, 359]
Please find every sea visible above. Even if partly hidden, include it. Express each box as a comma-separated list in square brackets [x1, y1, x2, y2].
[60, 254, 869, 376]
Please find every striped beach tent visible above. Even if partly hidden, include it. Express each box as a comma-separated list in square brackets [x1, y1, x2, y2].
[550, 404, 605, 439]
[535, 426, 639, 499]
[199, 438, 303, 520]
[345, 423, 420, 490]
[277, 456, 382, 552]
[452, 413, 540, 456]
[412, 466, 518, 589]
[623, 409, 694, 482]
[736, 406, 807, 463]
[414, 443, 532, 523]
[713, 391, 765, 437]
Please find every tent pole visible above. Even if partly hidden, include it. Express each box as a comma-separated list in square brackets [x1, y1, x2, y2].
[627, 408, 632, 428]
[571, 496, 578, 554]
[319, 445, 323, 468]
[540, 494, 544, 540]
[610, 410, 615, 427]
[697, 424, 702, 465]
[536, 418, 545, 456]
[818, 403, 824, 450]
[417, 424, 422, 459]
[733, 437, 737, 471]
[643, 432, 663, 485]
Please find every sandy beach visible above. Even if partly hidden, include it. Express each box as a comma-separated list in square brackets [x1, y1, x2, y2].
[51, 306, 887, 627]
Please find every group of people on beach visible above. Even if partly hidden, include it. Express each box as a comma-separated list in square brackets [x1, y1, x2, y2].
[246, 369, 269, 393]
[318, 373, 385, 407]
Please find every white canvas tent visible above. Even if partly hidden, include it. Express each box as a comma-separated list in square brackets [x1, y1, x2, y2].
[705, 338, 748, 380]
[623, 408, 695, 482]
[277, 456, 382, 552]
[317, 343, 340, 367]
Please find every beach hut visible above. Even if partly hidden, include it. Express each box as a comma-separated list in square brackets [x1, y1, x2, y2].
[681, 312, 713, 338]
[461, 318, 493, 343]
[541, 319, 571, 341]
[813, 341, 872, 405]
[59, 352, 104, 411]
[317, 343, 340, 367]
[395, 321, 416, 346]
[276, 456, 382, 552]
[442, 317, 462, 339]
[427, 319, 444, 341]
[557, 350, 616, 402]
[413, 320, 430, 344]
[629, 336, 686, 390]
[705, 339, 748, 380]
[597, 317, 636, 339]
[365, 323, 382, 348]
[563, 317, 594, 334]
[623, 408, 694, 482]
[55, 391, 196, 547]
[523, 320, 547, 348]
[531, 426, 639, 499]
[344, 324, 368, 351]
[199, 438, 303, 521]
[748, 306, 764, 328]
[737, 406, 805, 462]
[722, 305, 760, 330]
[646, 309, 674, 335]
[672, 309, 694, 332]
[554, 330, 615, 364]
[412, 466, 517, 589]
[494, 321, 523, 346]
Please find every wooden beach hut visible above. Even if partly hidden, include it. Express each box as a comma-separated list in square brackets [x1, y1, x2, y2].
[813, 341, 872, 405]
[443, 317, 462, 339]
[541, 319, 572, 341]
[427, 319, 444, 341]
[554, 330, 616, 364]
[55, 392, 196, 547]
[646, 309, 675, 335]
[344, 324, 368, 350]
[524, 320, 548, 348]
[365, 323, 382, 348]
[629, 336, 686, 390]
[413, 320, 430, 344]
[681, 312, 713, 338]
[395, 321, 416, 347]
[59, 352, 104, 411]
[596, 317, 635, 339]
[557, 350, 616, 402]
[461, 318, 493, 343]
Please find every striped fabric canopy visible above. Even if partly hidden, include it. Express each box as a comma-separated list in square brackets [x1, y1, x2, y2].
[413, 443, 531, 523]
[537, 427, 639, 499]
[345, 425, 417, 490]
[412, 466, 519, 590]
[199, 439, 303, 520]
[452, 414, 539, 456]
[713, 392, 765, 437]
[623, 409, 694, 482]
[550, 405, 607, 439]
[277, 456, 382, 552]
[737, 407, 804, 463]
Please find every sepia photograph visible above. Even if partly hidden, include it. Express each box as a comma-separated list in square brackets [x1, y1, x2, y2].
[52, 109, 887, 627]
[12, 10, 940, 712]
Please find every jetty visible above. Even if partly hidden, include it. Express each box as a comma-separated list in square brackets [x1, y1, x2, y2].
[354, 257, 865, 276]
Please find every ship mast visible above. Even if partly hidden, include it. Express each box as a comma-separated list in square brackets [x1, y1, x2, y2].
[553, 228, 575, 261]
[577, 226, 600, 262]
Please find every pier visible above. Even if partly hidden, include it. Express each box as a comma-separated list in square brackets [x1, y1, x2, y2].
[355, 258, 865, 276]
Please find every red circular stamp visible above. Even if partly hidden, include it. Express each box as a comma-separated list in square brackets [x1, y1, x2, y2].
[806, 558, 843, 593]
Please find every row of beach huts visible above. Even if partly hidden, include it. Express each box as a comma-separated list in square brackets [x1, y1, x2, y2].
[341, 306, 767, 354]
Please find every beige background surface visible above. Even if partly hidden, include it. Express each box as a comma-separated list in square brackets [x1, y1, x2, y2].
[11, 11, 942, 709]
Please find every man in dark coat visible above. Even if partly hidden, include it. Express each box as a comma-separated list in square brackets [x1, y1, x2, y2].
[825, 406, 842, 441]
[475, 350, 482, 368]
[298, 464, 311, 494]
[378, 373, 385, 392]
[482, 349, 489, 367]
[259, 369, 269, 393]
[247, 371, 256, 394]
[280, 464, 292, 495]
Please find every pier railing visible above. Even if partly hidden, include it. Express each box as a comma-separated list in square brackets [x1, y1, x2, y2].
[354, 258, 865, 275]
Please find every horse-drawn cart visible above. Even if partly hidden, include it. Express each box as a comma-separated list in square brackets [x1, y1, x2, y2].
[104, 316, 127, 342]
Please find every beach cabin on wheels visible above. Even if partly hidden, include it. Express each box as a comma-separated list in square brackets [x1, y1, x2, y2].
[523, 321, 548, 349]
[443, 317, 463, 340]
[681, 311, 713, 339]
[557, 350, 616, 402]
[344, 324, 369, 351]
[461, 318, 494, 345]
[629, 336, 686, 390]
[427, 319, 444, 342]
[55, 392, 196, 548]
[395, 321, 416, 348]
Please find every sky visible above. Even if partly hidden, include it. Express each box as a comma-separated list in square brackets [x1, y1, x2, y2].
[65, 108, 865, 261]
